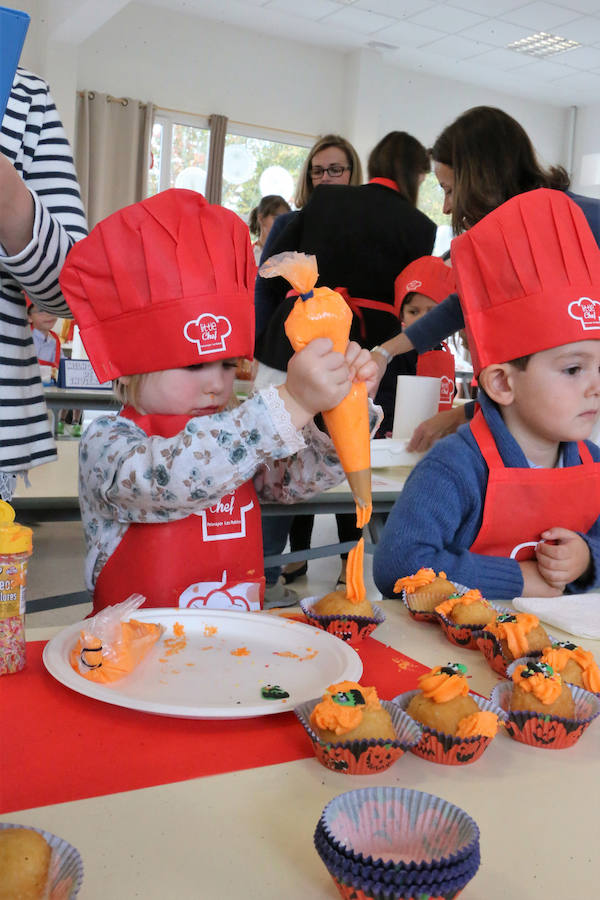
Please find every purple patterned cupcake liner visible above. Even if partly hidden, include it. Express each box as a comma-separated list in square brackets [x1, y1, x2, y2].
[318, 787, 480, 870]
[0, 822, 84, 898]
[392, 690, 505, 766]
[300, 596, 385, 645]
[491, 681, 599, 749]
[434, 600, 504, 651]
[475, 628, 553, 677]
[295, 698, 422, 775]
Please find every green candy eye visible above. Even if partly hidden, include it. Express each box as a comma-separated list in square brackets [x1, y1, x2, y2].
[331, 689, 365, 707]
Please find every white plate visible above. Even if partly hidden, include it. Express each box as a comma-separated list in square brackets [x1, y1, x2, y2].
[370, 438, 425, 468]
[42, 608, 362, 719]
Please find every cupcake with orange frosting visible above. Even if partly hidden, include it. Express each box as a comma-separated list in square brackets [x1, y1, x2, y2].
[538, 642, 600, 695]
[435, 589, 496, 649]
[394, 663, 502, 765]
[301, 539, 384, 645]
[476, 611, 550, 676]
[393, 568, 458, 622]
[492, 660, 599, 749]
[294, 681, 421, 775]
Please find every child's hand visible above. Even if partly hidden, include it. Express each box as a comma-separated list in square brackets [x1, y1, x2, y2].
[519, 560, 565, 597]
[345, 341, 379, 397]
[535, 528, 592, 588]
[279, 337, 350, 427]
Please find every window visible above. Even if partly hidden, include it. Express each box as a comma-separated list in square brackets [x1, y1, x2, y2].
[418, 171, 452, 257]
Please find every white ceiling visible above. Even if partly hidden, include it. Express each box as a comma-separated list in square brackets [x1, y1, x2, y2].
[45, 0, 600, 107]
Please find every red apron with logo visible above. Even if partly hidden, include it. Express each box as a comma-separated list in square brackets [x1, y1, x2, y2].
[92, 408, 265, 614]
[416, 342, 455, 411]
[469, 411, 600, 561]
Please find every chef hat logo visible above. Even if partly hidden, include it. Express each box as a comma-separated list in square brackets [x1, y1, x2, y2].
[184, 313, 232, 355]
[567, 297, 600, 331]
[405, 279, 422, 292]
[440, 375, 454, 400]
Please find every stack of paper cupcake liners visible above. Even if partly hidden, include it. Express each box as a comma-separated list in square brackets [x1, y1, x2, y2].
[314, 787, 480, 900]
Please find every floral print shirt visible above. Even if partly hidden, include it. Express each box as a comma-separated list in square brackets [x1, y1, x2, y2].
[80, 385, 380, 591]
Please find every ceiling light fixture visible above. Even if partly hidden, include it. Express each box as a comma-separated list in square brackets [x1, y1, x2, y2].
[507, 31, 580, 58]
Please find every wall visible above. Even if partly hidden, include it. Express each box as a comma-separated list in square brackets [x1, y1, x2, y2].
[571, 104, 600, 198]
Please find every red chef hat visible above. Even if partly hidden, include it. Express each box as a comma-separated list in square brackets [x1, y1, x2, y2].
[59, 189, 256, 381]
[395, 255, 456, 311]
[451, 189, 600, 376]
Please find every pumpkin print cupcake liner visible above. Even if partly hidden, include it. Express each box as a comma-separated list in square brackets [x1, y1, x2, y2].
[435, 601, 504, 651]
[399, 583, 469, 624]
[0, 822, 84, 899]
[314, 787, 480, 899]
[491, 681, 600, 749]
[475, 627, 553, 677]
[328, 879, 465, 900]
[392, 690, 505, 766]
[295, 698, 422, 775]
[300, 596, 385, 646]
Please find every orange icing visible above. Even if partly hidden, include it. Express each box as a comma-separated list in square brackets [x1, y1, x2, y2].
[487, 613, 539, 659]
[70, 619, 163, 683]
[173, 622, 185, 637]
[513, 664, 562, 705]
[542, 646, 600, 693]
[311, 682, 380, 737]
[203, 625, 218, 637]
[261, 252, 371, 525]
[435, 589, 485, 617]
[345, 538, 366, 605]
[231, 646, 250, 657]
[418, 666, 469, 702]
[393, 568, 439, 594]
[455, 711, 499, 739]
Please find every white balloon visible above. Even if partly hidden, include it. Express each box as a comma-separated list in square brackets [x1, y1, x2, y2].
[223, 145, 256, 184]
[259, 166, 294, 201]
[175, 167, 207, 193]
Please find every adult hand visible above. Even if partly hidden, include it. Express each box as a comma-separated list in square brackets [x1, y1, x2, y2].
[518, 560, 565, 597]
[535, 528, 591, 588]
[0, 153, 35, 256]
[407, 405, 467, 453]
[279, 337, 350, 427]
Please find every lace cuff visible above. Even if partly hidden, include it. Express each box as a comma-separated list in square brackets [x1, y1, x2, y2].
[259, 385, 306, 453]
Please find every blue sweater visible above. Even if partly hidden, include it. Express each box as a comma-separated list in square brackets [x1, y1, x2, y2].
[372, 392, 600, 600]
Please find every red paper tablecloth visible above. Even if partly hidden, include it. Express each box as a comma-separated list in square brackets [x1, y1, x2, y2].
[0, 637, 427, 813]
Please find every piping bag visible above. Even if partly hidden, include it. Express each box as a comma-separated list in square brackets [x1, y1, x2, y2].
[260, 252, 371, 527]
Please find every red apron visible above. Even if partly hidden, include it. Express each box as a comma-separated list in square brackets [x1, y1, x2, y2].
[416, 342, 455, 411]
[469, 411, 600, 561]
[92, 407, 265, 614]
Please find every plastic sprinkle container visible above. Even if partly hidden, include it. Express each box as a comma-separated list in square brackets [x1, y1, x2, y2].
[0, 501, 33, 675]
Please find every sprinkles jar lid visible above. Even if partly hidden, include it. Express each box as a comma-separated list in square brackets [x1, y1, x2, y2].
[0, 502, 33, 555]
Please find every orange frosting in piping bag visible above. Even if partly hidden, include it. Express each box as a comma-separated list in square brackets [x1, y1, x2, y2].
[260, 252, 372, 526]
[513, 664, 562, 705]
[418, 665, 469, 702]
[487, 612, 539, 659]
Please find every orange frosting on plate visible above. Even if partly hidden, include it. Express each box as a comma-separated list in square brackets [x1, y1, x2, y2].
[394, 568, 446, 595]
[513, 663, 562, 705]
[311, 681, 380, 736]
[435, 589, 485, 617]
[418, 665, 469, 703]
[455, 710, 499, 739]
[487, 612, 539, 659]
[542, 645, 600, 693]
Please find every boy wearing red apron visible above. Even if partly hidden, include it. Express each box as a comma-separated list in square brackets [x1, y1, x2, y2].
[59, 189, 378, 614]
[373, 189, 600, 601]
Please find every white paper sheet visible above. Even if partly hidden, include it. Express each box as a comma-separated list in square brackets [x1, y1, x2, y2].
[512, 594, 600, 640]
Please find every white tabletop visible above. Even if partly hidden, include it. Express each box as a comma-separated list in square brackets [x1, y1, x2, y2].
[8, 604, 600, 899]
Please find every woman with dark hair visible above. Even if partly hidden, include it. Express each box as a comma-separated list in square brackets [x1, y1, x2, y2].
[256, 130, 436, 589]
[248, 195, 290, 264]
[369, 106, 600, 452]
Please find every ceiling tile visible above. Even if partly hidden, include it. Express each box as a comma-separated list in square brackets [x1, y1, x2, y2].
[552, 15, 600, 44]
[266, 0, 339, 20]
[468, 45, 537, 70]
[406, 3, 487, 33]
[354, 0, 434, 16]
[318, 5, 396, 31]
[499, 2, 583, 31]
[416, 34, 489, 58]
[517, 56, 579, 79]
[554, 0, 600, 13]
[373, 19, 448, 46]
[458, 18, 532, 47]
[554, 44, 600, 70]
[449, 0, 525, 14]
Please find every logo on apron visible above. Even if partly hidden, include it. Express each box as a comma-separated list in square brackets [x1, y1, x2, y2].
[198, 494, 255, 541]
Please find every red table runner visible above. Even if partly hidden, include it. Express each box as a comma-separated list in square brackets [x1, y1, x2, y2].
[0, 637, 427, 814]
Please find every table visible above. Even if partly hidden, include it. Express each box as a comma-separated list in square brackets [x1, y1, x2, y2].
[5, 604, 599, 899]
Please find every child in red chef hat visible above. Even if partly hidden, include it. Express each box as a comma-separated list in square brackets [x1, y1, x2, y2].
[374, 189, 600, 601]
[59, 189, 378, 614]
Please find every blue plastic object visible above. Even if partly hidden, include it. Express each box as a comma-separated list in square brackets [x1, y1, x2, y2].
[0, 6, 30, 123]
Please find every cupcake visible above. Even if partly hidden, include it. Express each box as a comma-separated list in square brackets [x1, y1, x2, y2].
[301, 539, 384, 645]
[492, 660, 600, 749]
[393, 568, 458, 622]
[294, 681, 421, 775]
[540, 642, 600, 695]
[476, 611, 550, 675]
[0, 822, 84, 900]
[395, 663, 501, 765]
[435, 590, 495, 649]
